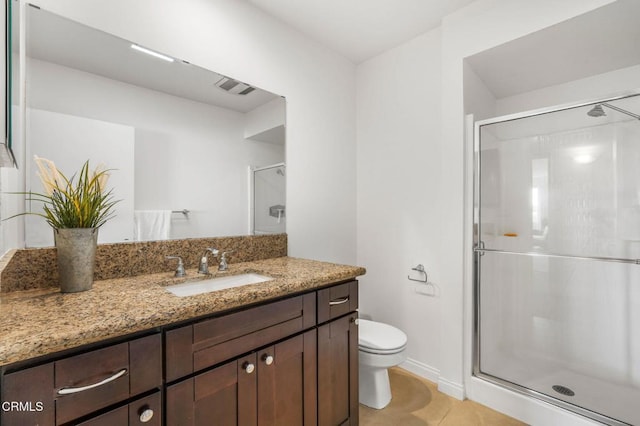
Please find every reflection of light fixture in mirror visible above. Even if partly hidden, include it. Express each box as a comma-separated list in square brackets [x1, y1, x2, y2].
[130, 44, 175, 62]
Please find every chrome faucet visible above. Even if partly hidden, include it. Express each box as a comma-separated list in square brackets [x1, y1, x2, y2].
[218, 251, 234, 271]
[166, 256, 186, 277]
[198, 247, 219, 275]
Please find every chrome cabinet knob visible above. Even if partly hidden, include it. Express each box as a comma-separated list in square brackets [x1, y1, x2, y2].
[262, 354, 274, 366]
[243, 362, 255, 374]
[139, 407, 154, 423]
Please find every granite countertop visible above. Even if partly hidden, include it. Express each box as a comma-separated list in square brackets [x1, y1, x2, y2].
[0, 256, 365, 367]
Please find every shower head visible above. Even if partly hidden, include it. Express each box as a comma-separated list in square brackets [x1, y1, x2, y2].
[587, 104, 606, 117]
[587, 102, 640, 120]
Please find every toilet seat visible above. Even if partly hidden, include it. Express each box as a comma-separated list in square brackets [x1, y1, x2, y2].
[358, 319, 407, 354]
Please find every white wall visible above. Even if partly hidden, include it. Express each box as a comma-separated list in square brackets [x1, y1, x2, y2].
[244, 97, 286, 142]
[3, 0, 357, 263]
[356, 29, 444, 381]
[463, 62, 497, 121]
[26, 108, 135, 245]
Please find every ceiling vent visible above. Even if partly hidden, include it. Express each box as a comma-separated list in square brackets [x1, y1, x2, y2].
[214, 77, 256, 95]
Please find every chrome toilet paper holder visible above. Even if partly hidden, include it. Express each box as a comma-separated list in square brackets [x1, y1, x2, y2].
[408, 264, 428, 283]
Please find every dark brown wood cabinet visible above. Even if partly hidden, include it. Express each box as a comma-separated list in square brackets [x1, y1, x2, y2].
[317, 282, 359, 426]
[1, 333, 162, 426]
[165, 293, 316, 383]
[166, 330, 317, 426]
[1, 279, 359, 426]
[76, 392, 162, 426]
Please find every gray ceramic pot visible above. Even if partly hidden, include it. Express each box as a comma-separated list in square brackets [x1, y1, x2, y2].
[54, 228, 98, 293]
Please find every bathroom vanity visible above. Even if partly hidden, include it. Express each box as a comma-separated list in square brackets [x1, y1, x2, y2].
[0, 256, 364, 426]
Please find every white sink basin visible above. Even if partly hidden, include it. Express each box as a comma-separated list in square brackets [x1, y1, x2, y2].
[165, 273, 272, 297]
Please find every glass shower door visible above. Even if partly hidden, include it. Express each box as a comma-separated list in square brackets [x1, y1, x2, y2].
[474, 93, 640, 426]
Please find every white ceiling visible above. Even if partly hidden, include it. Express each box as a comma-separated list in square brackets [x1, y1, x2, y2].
[245, 0, 476, 64]
[245, 0, 640, 101]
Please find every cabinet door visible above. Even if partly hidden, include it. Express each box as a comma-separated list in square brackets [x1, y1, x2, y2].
[318, 314, 358, 426]
[257, 329, 317, 426]
[166, 354, 257, 426]
[166, 331, 317, 426]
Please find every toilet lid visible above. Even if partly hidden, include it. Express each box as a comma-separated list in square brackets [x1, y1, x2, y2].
[358, 319, 407, 352]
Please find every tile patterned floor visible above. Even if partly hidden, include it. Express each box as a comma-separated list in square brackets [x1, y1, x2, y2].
[359, 367, 528, 425]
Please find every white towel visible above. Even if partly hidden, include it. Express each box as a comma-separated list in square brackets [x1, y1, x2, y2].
[134, 210, 172, 241]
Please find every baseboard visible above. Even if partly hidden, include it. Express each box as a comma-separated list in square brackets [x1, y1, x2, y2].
[399, 358, 465, 400]
[437, 376, 465, 400]
[400, 358, 440, 383]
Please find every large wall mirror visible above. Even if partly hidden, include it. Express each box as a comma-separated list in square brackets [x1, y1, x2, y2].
[6, 3, 286, 248]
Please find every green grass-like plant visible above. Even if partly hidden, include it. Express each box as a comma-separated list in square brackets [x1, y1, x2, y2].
[6, 156, 119, 229]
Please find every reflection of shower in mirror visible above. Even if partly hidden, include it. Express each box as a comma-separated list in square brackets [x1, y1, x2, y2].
[250, 163, 286, 235]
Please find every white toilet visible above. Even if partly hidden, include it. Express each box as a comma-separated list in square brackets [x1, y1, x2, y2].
[358, 319, 408, 409]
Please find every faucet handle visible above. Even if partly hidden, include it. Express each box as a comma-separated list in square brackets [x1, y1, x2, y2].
[198, 248, 219, 275]
[166, 255, 186, 277]
[206, 247, 219, 257]
[218, 250, 234, 271]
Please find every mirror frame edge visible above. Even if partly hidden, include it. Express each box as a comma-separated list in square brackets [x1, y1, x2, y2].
[1, 0, 16, 168]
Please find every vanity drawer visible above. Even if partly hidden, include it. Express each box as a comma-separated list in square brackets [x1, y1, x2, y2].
[55, 342, 130, 424]
[0, 333, 162, 426]
[76, 391, 161, 426]
[55, 333, 162, 424]
[166, 293, 316, 382]
[317, 280, 358, 324]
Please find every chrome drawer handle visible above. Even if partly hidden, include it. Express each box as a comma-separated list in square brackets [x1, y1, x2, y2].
[329, 296, 349, 306]
[57, 368, 127, 395]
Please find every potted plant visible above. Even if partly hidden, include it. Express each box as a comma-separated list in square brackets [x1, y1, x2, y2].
[9, 156, 119, 292]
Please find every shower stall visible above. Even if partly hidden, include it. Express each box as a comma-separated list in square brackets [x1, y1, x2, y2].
[473, 91, 640, 425]
[250, 163, 286, 235]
